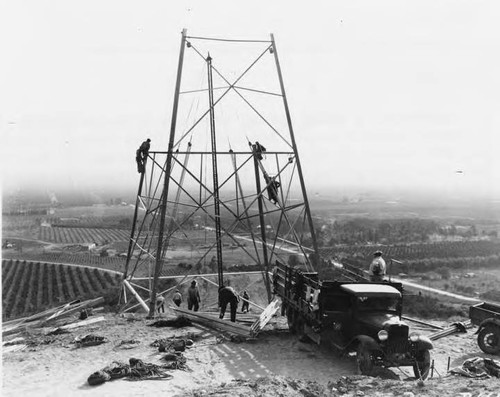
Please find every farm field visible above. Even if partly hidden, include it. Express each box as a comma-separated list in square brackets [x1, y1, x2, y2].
[1, 259, 121, 320]
[411, 267, 500, 303]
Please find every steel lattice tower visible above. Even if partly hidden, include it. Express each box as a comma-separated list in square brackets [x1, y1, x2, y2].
[122, 30, 319, 317]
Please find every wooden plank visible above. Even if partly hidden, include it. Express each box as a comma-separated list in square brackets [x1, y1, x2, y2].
[2, 297, 105, 337]
[250, 297, 281, 335]
[42, 297, 105, 324]
[45, 300, 82, 321]
[172, 307, 251, 336]
[3, 344, 27, 354]
[45, 316, 106, 334]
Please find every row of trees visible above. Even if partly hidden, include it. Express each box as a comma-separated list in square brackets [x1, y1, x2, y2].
[1, 260, 120, 320]
[315, 218, 488, 246]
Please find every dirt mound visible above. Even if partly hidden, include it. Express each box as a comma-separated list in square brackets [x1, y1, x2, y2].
[180, 376, 328, 397]
[176, 374, 500, 397]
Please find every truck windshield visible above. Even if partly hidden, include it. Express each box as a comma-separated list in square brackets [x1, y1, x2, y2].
[357, 296, 399, 312]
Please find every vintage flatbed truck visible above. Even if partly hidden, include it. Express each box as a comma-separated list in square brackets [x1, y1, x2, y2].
[469, 301, 500, 354]
[273, 261, 433, 379]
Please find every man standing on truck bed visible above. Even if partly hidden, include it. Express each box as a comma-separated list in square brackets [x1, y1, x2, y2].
[369, 250, 386, 282]
[219, 285, 240, 322]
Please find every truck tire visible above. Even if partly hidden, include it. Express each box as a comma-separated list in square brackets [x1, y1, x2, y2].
[478, 326, 500, 354]
[413, 349, 431, 380]
[356, 343, 374, 376]
[287, 308, 296, 334]
[295, 317, 308, 342]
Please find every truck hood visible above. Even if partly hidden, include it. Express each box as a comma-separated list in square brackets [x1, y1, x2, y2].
[358, 313, 406, 330]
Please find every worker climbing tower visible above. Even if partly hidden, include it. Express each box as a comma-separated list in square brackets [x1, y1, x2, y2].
[122, 30, 319, 317]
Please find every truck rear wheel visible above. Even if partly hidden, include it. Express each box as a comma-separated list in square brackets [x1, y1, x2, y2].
[356, 343, 374, 376]
[286, 308, 296, 333]
[478, 326, 500, 354]
[413, 349, 431, 380]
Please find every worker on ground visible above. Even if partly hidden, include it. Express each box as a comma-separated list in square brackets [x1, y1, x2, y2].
[219, 285, 240, 322]
[172, 289, 183, 307]
[241, 290, 250, 313]
[156, 293, 165, 314]
[187, 280, 201, 311]
[369, 250, 386, 282]
[136, 138, 151, 173]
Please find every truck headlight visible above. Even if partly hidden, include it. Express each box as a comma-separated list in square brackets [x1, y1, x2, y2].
[378, 330, 388, 341]
[409, 333, 420, 342]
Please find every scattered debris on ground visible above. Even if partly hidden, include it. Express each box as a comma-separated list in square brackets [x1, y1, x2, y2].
[147, 317, 192, 328]
[114, 339, 141, 350]
[450, 357, 500, 378]
[2, 297, 105, 341]
[87, 358, 173, 385]
[73, 334, 107, 348]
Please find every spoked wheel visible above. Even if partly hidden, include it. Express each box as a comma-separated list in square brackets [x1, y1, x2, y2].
[413, 349, 431, 380]
[356, 343, 374, 376]
[478, 326, 500, 355]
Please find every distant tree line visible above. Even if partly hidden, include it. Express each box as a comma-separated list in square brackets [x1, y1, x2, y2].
[316, 218, 441, 246]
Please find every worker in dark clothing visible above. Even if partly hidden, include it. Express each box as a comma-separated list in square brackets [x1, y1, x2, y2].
[219, 285, 240, 322]
[241, 290, 250, 313]
[187, 280, 201, 311]
[251, 141, 266, 160]
[264, 175, 280, 204]
[172, 289, 182, 307]
[136, 138, 151, 173]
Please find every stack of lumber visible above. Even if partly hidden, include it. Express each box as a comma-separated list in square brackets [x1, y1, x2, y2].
[2, 297, 105, 339]
[172, 307, 253, 336]
[172, 297, 282, 337]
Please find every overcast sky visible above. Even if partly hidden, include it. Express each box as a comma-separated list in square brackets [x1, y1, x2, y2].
[2, 0, 499, 200]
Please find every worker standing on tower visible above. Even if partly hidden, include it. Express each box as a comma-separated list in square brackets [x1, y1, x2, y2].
[136, 138, 151, 173]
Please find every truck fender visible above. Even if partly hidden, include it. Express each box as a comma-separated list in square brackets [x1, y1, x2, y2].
[413, 335, 433, 351]
[353, 335, 380, 351]
[475, 318, 500, 335]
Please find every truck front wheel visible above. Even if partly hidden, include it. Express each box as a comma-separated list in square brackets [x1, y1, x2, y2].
[356, 343, 374, 376]
[478, 326, 500, 354]
[413, 349, 431, 380]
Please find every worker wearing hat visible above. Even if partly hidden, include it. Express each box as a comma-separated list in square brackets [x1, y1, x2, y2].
[369, 251, 386, 282]
[187, 280, 201, 311]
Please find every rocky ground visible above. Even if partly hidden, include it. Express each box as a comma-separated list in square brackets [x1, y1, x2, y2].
[2, 311, 500, 397]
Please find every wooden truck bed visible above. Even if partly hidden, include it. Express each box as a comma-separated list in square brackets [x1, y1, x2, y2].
[469, 301, 500, 326]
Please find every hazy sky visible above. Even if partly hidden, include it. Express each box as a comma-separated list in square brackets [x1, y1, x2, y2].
[2, 1, 500, 199]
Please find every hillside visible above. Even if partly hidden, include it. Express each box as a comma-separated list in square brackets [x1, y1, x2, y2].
[3, 311, 500, 397]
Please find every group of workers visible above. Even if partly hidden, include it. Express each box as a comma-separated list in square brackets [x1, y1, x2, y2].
[155, 279, 250, 323]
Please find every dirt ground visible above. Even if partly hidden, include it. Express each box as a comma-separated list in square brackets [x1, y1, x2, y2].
[3, 309, 500, 397]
